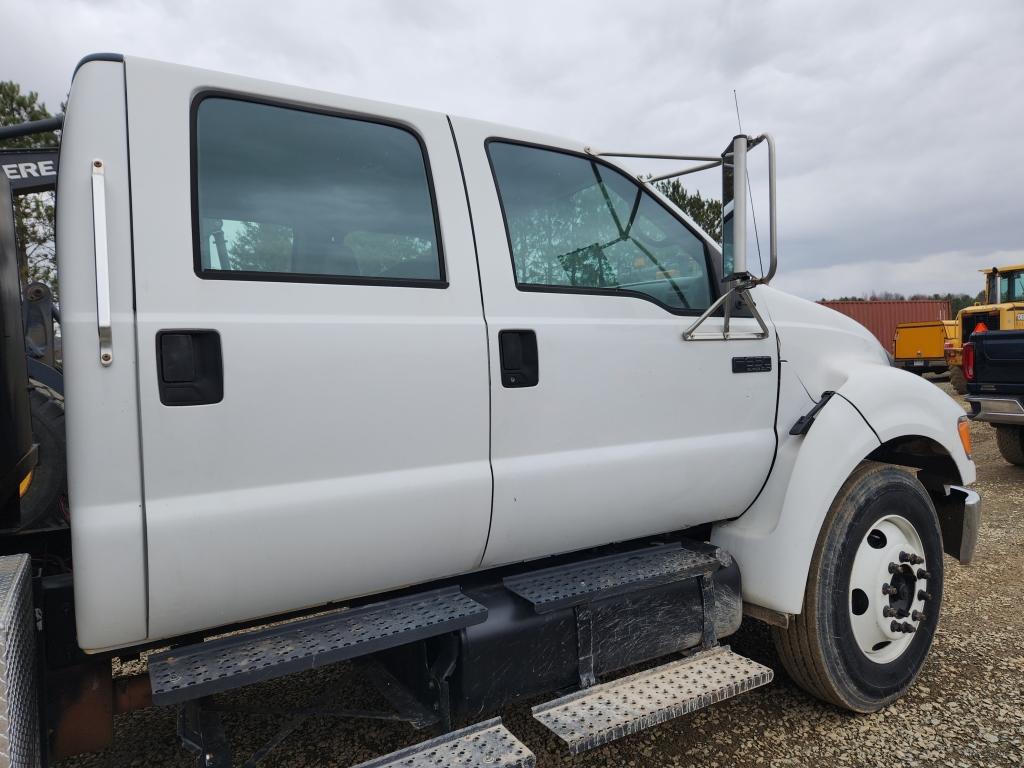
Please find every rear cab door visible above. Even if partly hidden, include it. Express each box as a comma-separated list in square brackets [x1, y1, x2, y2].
[124, 59, 491, 641]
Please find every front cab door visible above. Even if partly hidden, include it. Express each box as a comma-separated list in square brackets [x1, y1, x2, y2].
[451, 117, 779, 566]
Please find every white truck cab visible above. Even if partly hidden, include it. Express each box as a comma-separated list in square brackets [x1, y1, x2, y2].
[0, 54, 979, 766]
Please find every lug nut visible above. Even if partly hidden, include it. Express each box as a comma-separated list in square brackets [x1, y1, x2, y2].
[912, 610, 926, 622]
[883, 606, 895, 617]
[918, 590, 932, 601]
[901, 622, 916, 634]
[888, 562, 901, 574]
[891, 620, 902, 632]
[917, 569, 932, 580]
[882, 583, 898, 596]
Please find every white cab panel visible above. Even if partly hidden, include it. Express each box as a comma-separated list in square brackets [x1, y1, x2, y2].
[450, 117, 779, 566]
[123, 58, 491, 641]
[57, 59, 149, 650]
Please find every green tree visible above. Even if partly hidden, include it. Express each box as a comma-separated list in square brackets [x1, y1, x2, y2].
[0, 81, 59, 292]
[655, 180, 722, 243]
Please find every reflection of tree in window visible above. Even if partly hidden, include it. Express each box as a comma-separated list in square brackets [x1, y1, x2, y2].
[490, 142, 712, 312]
[227, 221, 294, 272]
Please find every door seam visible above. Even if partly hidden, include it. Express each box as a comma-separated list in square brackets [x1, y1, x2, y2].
[447, 115, 496, 568]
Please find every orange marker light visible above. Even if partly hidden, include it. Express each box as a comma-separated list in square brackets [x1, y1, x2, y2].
[957, 416, 972, 459]
[18, 470, 33, 498]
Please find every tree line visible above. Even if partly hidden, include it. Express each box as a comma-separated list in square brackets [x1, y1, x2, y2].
[825, 291, 983, 315]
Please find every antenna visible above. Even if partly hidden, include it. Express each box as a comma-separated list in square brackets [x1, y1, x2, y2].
[733, 90, 765, 277]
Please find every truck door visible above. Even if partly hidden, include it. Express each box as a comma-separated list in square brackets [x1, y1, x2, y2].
[125, 59, 491, 640]
[450, 118, 779, 566]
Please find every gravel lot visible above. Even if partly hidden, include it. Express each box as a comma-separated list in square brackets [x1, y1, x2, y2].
[62, 380, 1024, 768]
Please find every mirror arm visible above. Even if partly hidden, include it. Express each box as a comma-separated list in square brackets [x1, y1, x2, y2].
[749, 133, 777, 286]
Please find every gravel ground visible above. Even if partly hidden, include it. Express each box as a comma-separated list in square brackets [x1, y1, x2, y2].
[61, 379, 1024, 768]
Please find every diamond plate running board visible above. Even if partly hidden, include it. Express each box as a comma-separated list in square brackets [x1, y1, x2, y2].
[532, 646, 773, 754]
[149, 586, 487, 706]
[0, 554, 38, 768]
[350, 718, 535, 768]
[503, 543, 722, 613]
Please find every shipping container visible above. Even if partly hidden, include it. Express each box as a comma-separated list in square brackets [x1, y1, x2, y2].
[818, 300, 952, 354]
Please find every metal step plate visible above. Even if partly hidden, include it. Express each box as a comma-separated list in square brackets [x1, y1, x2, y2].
[0, 554, 39, 768]
[532, 646, 773, 754]
[351, 718, 534, 768]
[503, 543, 722, 613]
[149, 586, 487, 706]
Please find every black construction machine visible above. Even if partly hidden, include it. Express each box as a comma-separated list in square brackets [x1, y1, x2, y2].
[0, 142, 66, 534]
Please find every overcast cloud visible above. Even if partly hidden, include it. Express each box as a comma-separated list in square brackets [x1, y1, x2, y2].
[2, 0, 1022, 298]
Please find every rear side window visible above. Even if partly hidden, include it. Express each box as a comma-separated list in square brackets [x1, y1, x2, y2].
[488, 141, 713, 313]
[193, 96, 444, 285]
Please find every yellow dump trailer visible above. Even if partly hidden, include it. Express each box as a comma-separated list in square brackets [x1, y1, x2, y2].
[894, 320, 955, 373]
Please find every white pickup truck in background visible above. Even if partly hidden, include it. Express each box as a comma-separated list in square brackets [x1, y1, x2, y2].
[0, 54, 979, 767]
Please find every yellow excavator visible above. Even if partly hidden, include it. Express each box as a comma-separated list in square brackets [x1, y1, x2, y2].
[946, 264, 1024, 393]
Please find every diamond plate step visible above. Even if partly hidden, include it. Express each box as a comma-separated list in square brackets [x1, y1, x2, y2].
[351, 718, 535, 768]
[148, 586, 487, 706]
[503, 543, 722, 613]
[532, 646, 773, 754]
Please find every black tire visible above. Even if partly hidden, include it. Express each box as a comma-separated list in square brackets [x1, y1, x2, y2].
[949, 365, 967, 394]
[771, 462, 943, 712]
[18, 382, 68, 529]
[995, 425, 1024, 466]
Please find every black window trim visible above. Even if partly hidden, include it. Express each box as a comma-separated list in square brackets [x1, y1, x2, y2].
[484, 136, 722, 316]
[190, 89, 449, 289]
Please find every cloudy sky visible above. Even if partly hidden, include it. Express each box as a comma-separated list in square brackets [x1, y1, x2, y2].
[3, 0, 1022, 299]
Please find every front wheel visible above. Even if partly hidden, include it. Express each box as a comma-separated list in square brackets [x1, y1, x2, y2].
[771, 462, 942, 712]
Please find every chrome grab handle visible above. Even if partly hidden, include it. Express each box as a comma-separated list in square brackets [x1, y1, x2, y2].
[91, 159, 113, 366]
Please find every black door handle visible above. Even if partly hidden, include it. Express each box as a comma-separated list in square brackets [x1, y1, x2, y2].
[499, 330, 538, 388]
[156, 330, 223, 405]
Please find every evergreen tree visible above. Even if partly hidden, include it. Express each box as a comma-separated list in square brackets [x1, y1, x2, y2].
[0, 81, 59, 292]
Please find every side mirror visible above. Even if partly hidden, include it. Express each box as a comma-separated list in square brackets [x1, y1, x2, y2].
[721, 135, 748, 281]
[721, 133, 777, 285]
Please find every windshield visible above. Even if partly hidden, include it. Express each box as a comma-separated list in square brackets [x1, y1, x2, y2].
[998, 270, 1024, 302]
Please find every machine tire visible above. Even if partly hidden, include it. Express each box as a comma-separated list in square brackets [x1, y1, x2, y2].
[771, 462, 942, 713]
[995, 425, 1024, 466]
[949, 365, 967, 394]
[18, 381, 68, 529]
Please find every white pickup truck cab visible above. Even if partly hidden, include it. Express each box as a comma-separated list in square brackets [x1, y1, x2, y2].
[0, 54, 979, 766]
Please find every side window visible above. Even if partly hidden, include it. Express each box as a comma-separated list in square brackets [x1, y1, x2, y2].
[487, 141, 714, 312]
[193, 96, 444, 284]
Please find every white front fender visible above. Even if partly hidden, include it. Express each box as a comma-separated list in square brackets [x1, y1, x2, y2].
[712, 361, 975, 616]
[838, 365, 975, 486]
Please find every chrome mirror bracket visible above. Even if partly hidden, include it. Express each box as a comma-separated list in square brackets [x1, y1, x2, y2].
[681, 283, 770, 342]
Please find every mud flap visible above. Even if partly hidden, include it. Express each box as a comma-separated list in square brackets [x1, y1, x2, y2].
[931, 485, 981, 564]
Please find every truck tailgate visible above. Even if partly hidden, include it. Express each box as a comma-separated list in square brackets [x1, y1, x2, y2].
[972, 330, 1024, 394]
